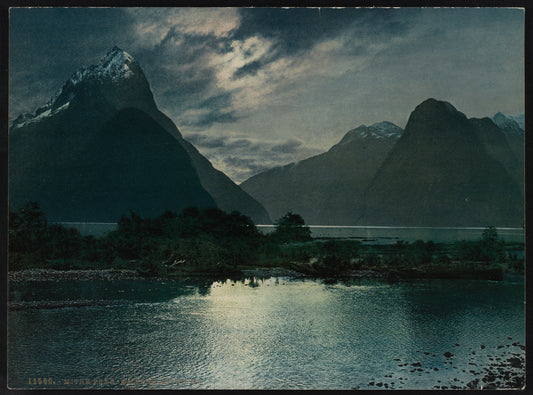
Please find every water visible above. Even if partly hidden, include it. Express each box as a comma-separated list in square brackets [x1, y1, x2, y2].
[259, 225, 525, 244]
[59, 222, 525, 244]
[8, 276, 525, 389]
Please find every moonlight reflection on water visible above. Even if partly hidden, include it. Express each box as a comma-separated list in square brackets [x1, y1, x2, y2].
[8, 277, 525, 389]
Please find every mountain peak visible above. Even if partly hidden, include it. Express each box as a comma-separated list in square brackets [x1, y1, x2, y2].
[67, 46, 138, 86]
[414, 98, 460, 115]
[99, 46, 136, 77]
[338, 121, 402, 145]
[492, 112, 524, 135]
[11, 47, 151, 130]
[405, 98, 468, 133]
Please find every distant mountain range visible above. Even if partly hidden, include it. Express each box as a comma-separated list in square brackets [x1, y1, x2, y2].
[9, 47, 523, 227]
[241, 122, 402, 225]
[9, 47, 271, 223]
[242, 100, 524, 227]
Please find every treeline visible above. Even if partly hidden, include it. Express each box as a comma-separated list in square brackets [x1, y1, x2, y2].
[8, 202, 523, 277]
[8, 202, 312, 276]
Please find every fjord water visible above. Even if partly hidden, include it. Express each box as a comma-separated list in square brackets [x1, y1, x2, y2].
[60, 222, 525, 243]
[8, 277, 524, 389]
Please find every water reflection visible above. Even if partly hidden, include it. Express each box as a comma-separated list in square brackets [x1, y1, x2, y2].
[8, 276, 525, 389]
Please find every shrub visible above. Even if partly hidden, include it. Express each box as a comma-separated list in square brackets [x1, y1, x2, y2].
[455, 227, 505, 263]
[270, 212, 312, 243]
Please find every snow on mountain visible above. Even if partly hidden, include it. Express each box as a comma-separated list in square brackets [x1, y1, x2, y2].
[492, 112, 524, 135]
[339, 121, 402, 145]
[366, 121, 403, 138]
[67, 46, 136, 85]
[10, 47, 137, 130]
[10, 101, 71, 129]
[508, 114, 525, 130]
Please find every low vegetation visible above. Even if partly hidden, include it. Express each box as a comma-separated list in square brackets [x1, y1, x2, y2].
[8, 202, 524, 279]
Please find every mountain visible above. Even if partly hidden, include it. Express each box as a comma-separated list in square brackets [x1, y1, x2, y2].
[359, 99, 523, 227]
[492, 112, 524, 135]
[241, 122, 402, 224]
[470, 117, 523, 193]
[492, 112, 525, 175]
[508, 114, 525, 130]
[9, 47, 270, 223]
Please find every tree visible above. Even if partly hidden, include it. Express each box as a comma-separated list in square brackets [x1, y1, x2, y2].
[9, 201, 48, 252]
[482, 226, 499, 243]
[46, 224, 82, 259]
[480, 226, 505, 263]
[456, 226, 505, 263]
[271, 212, 312, 243]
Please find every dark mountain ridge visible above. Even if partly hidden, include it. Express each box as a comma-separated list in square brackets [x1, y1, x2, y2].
[359, 99, 523, 227]
[242, 99, 523, 227]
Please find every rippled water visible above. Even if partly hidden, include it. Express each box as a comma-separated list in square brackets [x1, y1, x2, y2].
[8, 276, 525, 389]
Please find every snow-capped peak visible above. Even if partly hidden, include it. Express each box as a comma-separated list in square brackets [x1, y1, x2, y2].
[341, 121, 402, 143]
[45, 46, 138, 107]
[93, 46, 136, 80]
[11, 47, 139, 130]
[366, 121, 403, 138]
[492, 112, 524, 135]
[68, 46, 136, 86]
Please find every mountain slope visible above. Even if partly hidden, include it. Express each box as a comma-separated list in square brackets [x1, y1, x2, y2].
[470, 117, 523, 193]
[241, 122, 402, 224]
[9, 47, 270, 223]
[10, 102, 216, 221]
[492, 112, 525, 177]
[359, 99, 523, 227]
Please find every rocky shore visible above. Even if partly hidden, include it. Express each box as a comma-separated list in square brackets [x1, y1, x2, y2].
[8, 268, 140, 282]
[240, 267, 306, 278]
[359, 340, 525, 390]
[8, 299, 133, 311]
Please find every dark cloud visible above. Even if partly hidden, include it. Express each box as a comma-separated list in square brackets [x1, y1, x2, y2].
[232, 139, 253, 149]
[222, 157, 271, 183]
[232, 60, 263, 79]
[140, 36, 219, 102]
[184, 110, 240, 128]
[183, 132, 323, 182]
[136, 32, 239, 126]
[9, 8, 135, 115]
[185, 134, 228, 149]
[198, 93, 233, 109]
[223, 156, 269, 174]
[185, 134, 253, 150]
[233, 8, 416, 64]
[271, 138, 304, 153]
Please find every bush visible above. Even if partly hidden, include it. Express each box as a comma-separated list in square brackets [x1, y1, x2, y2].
[455, 227, 505, 263]
[9, 202, 48, 253]
[509, 259, 524, 274]
[313, 254, 351, 275]
[270, 212, 312, 243]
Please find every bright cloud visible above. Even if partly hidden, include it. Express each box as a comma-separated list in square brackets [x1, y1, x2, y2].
[127, 8, 241, 48]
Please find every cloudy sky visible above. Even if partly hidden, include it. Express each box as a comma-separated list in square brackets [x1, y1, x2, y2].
[9, 7, 524, 183]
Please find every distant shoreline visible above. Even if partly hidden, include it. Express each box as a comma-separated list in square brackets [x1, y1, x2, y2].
[60, 222, 525, 230]
[55, 222, 525, 242]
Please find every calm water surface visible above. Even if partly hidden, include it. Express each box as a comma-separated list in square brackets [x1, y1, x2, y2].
[8, 276, 525, 389]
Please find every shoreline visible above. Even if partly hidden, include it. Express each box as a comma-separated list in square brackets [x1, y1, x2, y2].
[8, 268, 141, 282]
[7, 264, 519, 282]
